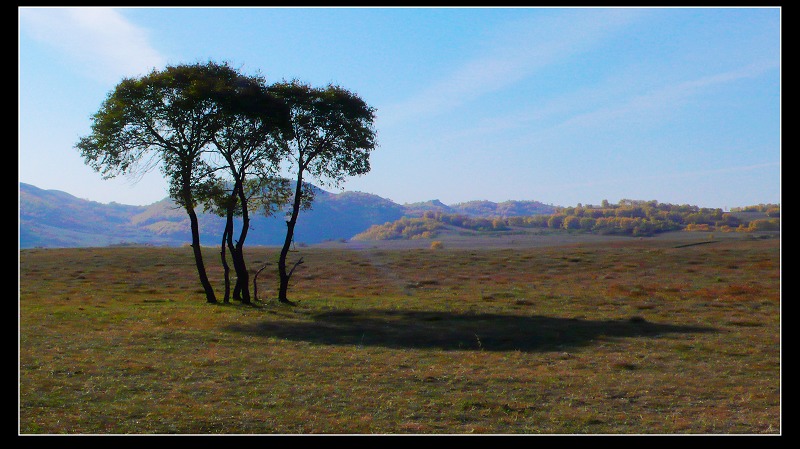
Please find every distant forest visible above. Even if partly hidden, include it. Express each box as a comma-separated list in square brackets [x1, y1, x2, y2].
[353, 200, 780, 240]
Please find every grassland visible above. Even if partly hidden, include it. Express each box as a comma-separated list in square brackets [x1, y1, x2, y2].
[18, 231, 780, 434]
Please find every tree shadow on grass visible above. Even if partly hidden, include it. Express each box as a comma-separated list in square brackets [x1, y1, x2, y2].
[225, 309, 716, 352]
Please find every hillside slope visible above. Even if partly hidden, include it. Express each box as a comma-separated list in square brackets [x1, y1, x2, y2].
[19, 183, 407, 248]
[19, 182, 563, 249]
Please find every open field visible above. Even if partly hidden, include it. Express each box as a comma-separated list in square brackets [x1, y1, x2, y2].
[19, 232, 780, 434]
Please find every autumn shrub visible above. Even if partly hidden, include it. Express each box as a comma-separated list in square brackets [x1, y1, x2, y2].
[748, 218, 779, 232]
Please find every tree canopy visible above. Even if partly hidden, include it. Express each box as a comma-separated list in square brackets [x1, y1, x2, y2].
[269, 80, 378, 303]
[76, 62, 294, 304]
[76, 63, 379, 305]
[203, 71, 292, 304]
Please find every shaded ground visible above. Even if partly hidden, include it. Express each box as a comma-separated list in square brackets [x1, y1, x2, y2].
[226, 309, 716, 352]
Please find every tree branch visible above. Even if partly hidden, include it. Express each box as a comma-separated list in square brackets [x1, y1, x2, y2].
[287, 257, 305, 278]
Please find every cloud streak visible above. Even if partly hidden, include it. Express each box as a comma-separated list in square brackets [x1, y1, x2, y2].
[421, 57, 779, 153]
[19, 7, 166, 83]
[378, 8, 644, 127]
[552, 60, 780, 132]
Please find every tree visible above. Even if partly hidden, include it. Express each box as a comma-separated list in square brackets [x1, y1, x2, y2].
[202, 177, 293, 303]
[269, 80, 377, 304]
[562, 215, 581, 230]
[547, 214, 565, 229]
[75, 62, 251, 304]
[204, 74, 291, 304]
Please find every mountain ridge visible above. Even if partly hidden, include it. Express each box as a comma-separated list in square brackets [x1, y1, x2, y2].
[19, 183, 557, 248]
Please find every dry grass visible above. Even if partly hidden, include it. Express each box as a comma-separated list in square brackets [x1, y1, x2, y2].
[19, 235, 780, 434]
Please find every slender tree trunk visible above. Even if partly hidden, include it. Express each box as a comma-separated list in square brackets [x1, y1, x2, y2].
[278, 169, 304, 304]
[220, 223, 231, 303]
[224, 182, 251, 304]
[223, 187, 240, 302]
[234, 182, 251, 304]
[229, 245, 248, 303]
[226, 213, 246, 303]
[186, 206, 217, 304]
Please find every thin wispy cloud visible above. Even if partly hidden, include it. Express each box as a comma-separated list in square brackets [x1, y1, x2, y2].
[556, 60, 780, 132]
[19, 7, 166, 84]
[428, 58, 779, 151]
[378, 8, 644, 127]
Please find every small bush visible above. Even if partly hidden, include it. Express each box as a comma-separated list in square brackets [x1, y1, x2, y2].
[430, 241, 444, 250]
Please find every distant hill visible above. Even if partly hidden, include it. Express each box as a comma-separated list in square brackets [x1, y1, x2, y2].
[403, 199, 556, 218]
[18, 183, 778, 249]
[19, 183, 413, 248]
[20, 183, 159, 248]
[21, 183, 554, 249]
[354, 199, 780, 242]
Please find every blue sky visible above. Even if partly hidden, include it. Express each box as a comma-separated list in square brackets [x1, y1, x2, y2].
[18, 7, 780, 210]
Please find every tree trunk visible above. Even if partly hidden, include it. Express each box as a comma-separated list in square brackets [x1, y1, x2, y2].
[233, 181, 252, 304]
[278, 169, 304, 304]
[220, 223, 231, 303]
[223, 189, 242, 302]
[187, 206, 217, 303]
[226, 215, 247, 303]
[230, 246, 249, 303]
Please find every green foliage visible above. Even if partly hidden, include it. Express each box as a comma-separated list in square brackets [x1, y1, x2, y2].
[74, 64, 380, 304]
[269, 80, 377, 188]
[269, 80, 379, 302]
[74, 61, 277, 303]
[76, 62, 244, 193]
